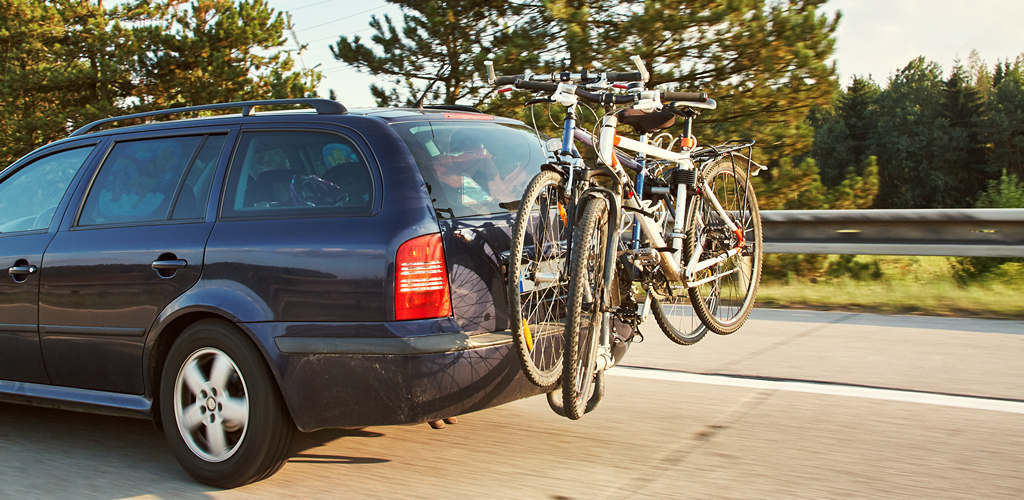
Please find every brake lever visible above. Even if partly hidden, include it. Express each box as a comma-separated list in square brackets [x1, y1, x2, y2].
[665, 102, 699, 118]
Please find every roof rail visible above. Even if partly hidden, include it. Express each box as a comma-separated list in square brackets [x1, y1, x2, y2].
[422, 104, 484, 114]
[68, 98, 347, 137]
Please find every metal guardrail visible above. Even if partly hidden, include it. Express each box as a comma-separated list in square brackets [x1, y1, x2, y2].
[761, 209, 1024, 258]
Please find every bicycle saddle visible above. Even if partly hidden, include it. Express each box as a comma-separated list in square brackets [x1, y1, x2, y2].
[616, 108, 676, 134]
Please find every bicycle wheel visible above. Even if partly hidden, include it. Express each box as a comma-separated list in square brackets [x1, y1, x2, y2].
[562, 196, 608, 420]
[507, 170, 569, 387]
[685, 156, 763, 334]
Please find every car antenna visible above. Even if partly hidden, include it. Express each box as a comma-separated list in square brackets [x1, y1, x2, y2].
[414, 64, 448, 109]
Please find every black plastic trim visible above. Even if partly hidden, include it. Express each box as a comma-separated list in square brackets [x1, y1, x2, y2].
[275, 331, 513, 355]
[0, 379, 152, 419]
[0, 323, 36, 332]
[39, 325, 147, 337]
[69, 98, 347, 137]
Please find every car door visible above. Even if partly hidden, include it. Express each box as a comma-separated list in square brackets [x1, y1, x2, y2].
[38, 129, 234, 394]
[203, 126, 387, 323]
[0, 144, 99, 384]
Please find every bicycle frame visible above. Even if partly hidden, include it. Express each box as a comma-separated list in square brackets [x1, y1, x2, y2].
[595, 113, 743, 286]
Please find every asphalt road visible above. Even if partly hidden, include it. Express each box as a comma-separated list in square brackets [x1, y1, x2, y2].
[1, 309, 1022, 499]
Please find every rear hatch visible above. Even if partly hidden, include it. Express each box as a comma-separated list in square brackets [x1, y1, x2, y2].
[392, 118, 549, 333]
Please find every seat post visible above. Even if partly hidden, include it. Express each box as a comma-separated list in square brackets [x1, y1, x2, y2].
[682, 115, 694, 140]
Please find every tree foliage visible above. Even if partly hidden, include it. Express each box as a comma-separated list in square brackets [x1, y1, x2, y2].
[335, 1, 838, 153]
[812, 54, 1024, 209]
[330, 1, 546, 106]
[333, 0, 851, 208]
[975, 170, 1024, 208]
[334, 3, 1024, 212]
[0, 0, 320, 168]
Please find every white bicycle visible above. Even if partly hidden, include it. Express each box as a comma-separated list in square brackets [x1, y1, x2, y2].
[558, 59, 766, 418]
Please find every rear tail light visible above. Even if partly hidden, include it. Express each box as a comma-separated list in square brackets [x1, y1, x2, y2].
[394, 233, 452, 321]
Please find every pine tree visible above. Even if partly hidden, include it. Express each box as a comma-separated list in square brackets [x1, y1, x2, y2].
[968, 50, 993, 100]
[0, 0, 319, 167]
[811, 76, 881, 187]
[986, 64, 1024, 179]
[594, 0, 839, 165]
[331, 1, 840, 209]
[871, 57, 951, 208]
[329, 1, 542, 106]
[941, 62, 991, 205]
[136, 0, 320, 107]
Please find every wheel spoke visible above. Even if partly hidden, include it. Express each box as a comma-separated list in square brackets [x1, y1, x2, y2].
[180, 403, 204, 431]
[209, 353, 233, 391]
[221, 397, 248, 428]
[182, 361, 206, 396]
[206, 422, 228, 458]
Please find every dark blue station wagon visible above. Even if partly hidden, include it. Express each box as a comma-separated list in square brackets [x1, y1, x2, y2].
[0, 99, 550, 487]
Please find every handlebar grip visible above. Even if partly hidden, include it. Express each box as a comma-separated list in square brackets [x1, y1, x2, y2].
[662, 90, 709, 102]
[494, 75, 521, 86]
[604, 71, 644, 82]
[575, 88, 637, 105]
[516, 80, 558, 92]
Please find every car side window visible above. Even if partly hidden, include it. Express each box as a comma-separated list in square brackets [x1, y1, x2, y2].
[172, 135, 226, 220]
[0, 146, 94, 233]
[221, 131, 373, 218]
[79, 136, 203, 226]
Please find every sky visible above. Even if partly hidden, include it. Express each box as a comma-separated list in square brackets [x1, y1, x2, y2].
[269, 0, 1024, 107]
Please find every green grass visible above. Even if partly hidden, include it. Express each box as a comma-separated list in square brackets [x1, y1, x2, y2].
[757, 256, 1024, 319]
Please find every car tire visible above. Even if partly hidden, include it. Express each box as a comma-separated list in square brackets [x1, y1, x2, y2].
[159, 319, 294, 488]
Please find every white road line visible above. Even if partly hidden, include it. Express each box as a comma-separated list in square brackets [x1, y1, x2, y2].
[610, 366, 1024, 415]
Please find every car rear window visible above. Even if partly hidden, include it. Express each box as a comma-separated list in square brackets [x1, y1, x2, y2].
[392, 120, 546, 219]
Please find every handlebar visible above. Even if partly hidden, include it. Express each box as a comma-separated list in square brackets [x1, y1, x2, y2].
[488, 59, 712, 108]
[604, 71, 644, 82]
[494, 75, 519, 86]
[514, 80, 558, 92]
[489, 70, 645, 87]
[512, 79, 638, 105]
[575, 87, 637, 105]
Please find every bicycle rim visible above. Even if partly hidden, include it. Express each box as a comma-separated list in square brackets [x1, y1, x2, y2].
[508, 170, 568, 387]
[563, 197, 607, 419]
[686, 157, 763, 334]
[649, 287, 709, 345]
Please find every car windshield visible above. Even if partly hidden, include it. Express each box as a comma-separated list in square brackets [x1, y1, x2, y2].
[393, 120, 546, 219]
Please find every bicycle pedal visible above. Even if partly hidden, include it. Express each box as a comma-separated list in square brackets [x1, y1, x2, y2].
[630, 247, 661, 266]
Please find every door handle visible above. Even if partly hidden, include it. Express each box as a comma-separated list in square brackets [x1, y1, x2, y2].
[8, 265, 38, 276]
[151, 259, 188, 270]
[8, 264, 38, 283]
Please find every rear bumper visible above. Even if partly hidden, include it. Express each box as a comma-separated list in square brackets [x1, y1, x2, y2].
[246, 320, 546, 432]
